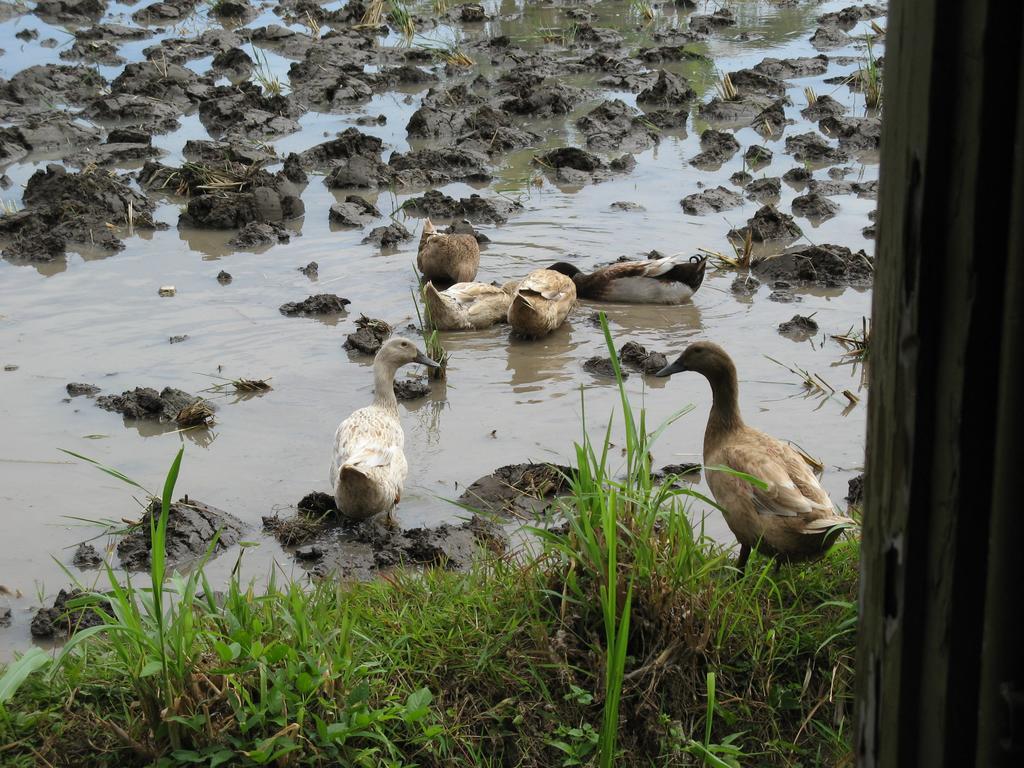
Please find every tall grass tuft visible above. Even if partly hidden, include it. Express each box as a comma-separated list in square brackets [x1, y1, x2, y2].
[859, 37, 883, 109]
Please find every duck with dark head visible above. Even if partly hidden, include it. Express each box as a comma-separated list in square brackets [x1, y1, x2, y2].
[546, 254, 706, 304]
[657, 341, 852, 570]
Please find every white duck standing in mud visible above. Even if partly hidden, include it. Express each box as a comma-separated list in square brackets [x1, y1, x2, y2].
[330, 337, 439, 525]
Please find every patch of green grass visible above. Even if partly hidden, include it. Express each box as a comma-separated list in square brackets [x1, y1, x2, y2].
[1, 319, 858, 767]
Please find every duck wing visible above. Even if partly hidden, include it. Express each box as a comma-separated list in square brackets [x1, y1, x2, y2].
[518, 269, 574, 301]
[332, 409, 404, 476]
[446, 282, 509, 305]
[711, 436, 834, 520]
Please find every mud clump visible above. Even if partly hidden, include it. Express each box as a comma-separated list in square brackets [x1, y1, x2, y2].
[728, 205, 802, 245]
[536, 147, 635, 186]
[778, 314, 820, 340]
[0, 164, 158, 262]
[819, 116, 882, 152]
[753, 54, 829, 79]
[619, 341, 668, 374]
[575, 99, 660, 152]
[744, 145, 773, 169]
[846, 473, 865, 506]
[689, 129, 740, 168]
[362, 222, 411, 249]
[117, 498, 246, 571]
[394, 377, 430, 400]
[753, 244, 874, 288]
[745, 177, 782, 204]
[690, 8, 736, 34]
[731, 275, 761, 297]
[751, 98, 790, 139]
[810, 25, 851, 50]
[800, 95, 847, 122]
[72, 542, 104, 568]
[636, 70, 697, 106]
[96, 386, 200, 422]
[386, 146, 493, 187]
[792, 192, 840, 221]
[329, 195, 381, 227]
[344, 315, 392, 355]
[180, 187, 305, 230]
[458, 462, 573, 518]
[31, 588, 103, 639]
[66, 382, 101, 397]
[785, 132, 849, 165]
[217, 270, 232, 284]
[280, 294, 352, 316]
[228, 221, 292, 248]
[583, 356, 622, 378]
[681, 185, 743, 215]
[402, 189, 522, 225]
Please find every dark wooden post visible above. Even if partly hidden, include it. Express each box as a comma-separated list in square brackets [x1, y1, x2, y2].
[856, 1, 1024, 766]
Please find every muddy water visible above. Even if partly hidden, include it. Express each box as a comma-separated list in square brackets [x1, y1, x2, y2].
[0, 0, 878, 655]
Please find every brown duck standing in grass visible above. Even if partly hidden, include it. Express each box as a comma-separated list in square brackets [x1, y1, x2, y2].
[546, 255, 707, 304]
[417, 218, 480, 284]
[507, 268, 577, 338]
[656, 341, 851, 569]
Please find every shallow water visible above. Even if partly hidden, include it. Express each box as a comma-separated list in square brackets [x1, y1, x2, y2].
[0, 0, 879, 655]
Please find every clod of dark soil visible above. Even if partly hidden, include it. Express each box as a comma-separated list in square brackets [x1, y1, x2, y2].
[728, 68, 788, 97]
[0, 606, 9, 628]
[810, 25, 851, 50]
[785, 132, 849, 165]
[654, 463, 701, 482]
[819, 4, 885, 29]
[778, 314, 820, 340]
[197, 83, 302, 140]
[730, 171, 753, 186]
[728, 205, 803, 244]
[768, 281, 800, 303]
[117, 497, 246, 571]
[30, 589, 103, 639]
[310, 515, 508, 580]
[690, 8, 736, 34]
[575, 99, 660, 152]
[72, 542, 103, 568]
[182, 139, 274, 167]
[808, 178, 877, 199]
[179, 187, 305, 230]
[792, 192, 840, 221]
[386, 146, 493, 187]
[583, 356, 622, 378]
[745, 177, 782, 204]
[95, 386, 200, 422]
[536, 147, 635, 186]
[819, 116, 882, 151]
[689, 129, 740, 168]
[681, 185, 743, 215]
[329, 195, 381, 227]
[402, 189, 521, 225]
[619, 341, 668, 374]
[228, 221, 292, 249]
[753, 244, 874, 288]
[611, 201, 645, 212]
[169, 335, 189, 344]
[301, 128, 384, 174]
[394, 377, 430, 400]
[846, 473, 864, 506]
[782, 166, 813, 186]
[751, 98, 791, 139]
[731, 275, 761, 297]
[344, 315, 392, 355]
[800, 95, 847, 122]
[458, 462, 573, 518]
[66, 382, 101, 397]
[744, 145, 773, 169]
[298, 261, 318, 278]
[0, 164, 158, 262]
[217, 270, 232, 284]
[636, 70, 697, 106]
[753, 54, 829, 79]
[698, 94, 776, 124]
[1, 114, 101, 164]
[362, 222, 411, 249]
[280, 294, 352, 316]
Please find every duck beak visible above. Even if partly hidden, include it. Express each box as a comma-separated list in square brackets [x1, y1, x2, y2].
[414, 351, 441, 369]
[655, 355, 688, 378]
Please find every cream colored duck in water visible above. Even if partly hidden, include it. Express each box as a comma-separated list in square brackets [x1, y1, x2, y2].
[657, 342, 851, 569]
[507, 268, 577, 338]
[422, 280, 514, 331]
[416, 218, 481, 284]
[330, 338, 439, 525]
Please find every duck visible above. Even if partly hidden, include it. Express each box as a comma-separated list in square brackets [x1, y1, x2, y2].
[656, 341, 851, 569]
[330, 337, 439, 525]
[545, 255, 707, 304]
[416, 218, 481, 284]
[422, 280, 514, 331]
[507, 268, 577, 338]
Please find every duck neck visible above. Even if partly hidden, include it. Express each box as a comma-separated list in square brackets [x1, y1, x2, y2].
[373, 359, 400, 413]
[704, 365, 744, 445]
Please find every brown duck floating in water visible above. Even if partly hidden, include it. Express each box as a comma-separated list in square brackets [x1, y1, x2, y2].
[422, 280, 514, 331]
[546, 255, 707, 304]
[507, 268, 577, 338]
[656, 341, 852, 569]
[416, 218, 481, 284]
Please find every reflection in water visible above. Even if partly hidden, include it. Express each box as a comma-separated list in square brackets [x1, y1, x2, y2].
[504, 323, 579, 392]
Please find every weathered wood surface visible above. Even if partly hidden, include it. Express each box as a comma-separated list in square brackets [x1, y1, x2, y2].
[856, 1, 1023, 767]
